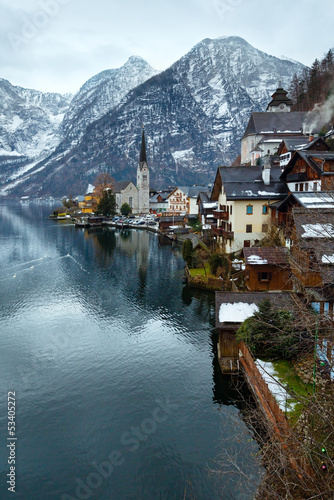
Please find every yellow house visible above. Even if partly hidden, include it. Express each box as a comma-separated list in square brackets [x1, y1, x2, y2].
[210, 163, 288, 253]
[78, 192, 101, 214]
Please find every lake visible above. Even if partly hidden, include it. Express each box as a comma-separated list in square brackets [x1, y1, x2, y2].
[0, 201, 262, 499]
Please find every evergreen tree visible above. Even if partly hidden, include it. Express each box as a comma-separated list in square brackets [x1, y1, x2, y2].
[95, 190, 116, 217]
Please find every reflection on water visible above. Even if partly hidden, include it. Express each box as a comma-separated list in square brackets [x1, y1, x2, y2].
[0, 202, 262, 500]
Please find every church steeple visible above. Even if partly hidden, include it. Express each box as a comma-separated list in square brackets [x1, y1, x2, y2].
[266, 84, 293, 112]
[137, 127, 150, 214]
[139, 127, 147, 168]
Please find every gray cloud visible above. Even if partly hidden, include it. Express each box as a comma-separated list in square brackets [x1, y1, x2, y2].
[0, 0, 334, 93]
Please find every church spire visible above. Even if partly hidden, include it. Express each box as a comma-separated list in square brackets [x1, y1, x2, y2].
[139, 127, 147, 165]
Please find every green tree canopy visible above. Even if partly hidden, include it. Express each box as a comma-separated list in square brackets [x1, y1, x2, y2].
[120, 203, 132, 216]
[95, 190, 116, 217]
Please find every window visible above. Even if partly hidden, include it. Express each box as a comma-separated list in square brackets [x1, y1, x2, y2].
[258, 272, 272, 282]
[295, 184, 298, 191]
[246, 204, 253, 215]
[262, 224, 268, 232]
[246, 224, 252, 233]
[262, 205, 268, 214]
[305, 183, 308, 192]
[299, 183, 304, 192]
[313, 182, 318, 192]
[244, 240, 251, 247]
[129, 197, 133, 208]
[230, 205, 232, 215]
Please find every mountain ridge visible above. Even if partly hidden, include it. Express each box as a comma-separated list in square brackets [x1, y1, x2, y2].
[0, 36, 306, 197]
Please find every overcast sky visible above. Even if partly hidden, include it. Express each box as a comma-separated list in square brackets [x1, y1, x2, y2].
[0, 0, 333, 95]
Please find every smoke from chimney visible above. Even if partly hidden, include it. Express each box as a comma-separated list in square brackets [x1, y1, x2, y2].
[303, 94, 334, 135]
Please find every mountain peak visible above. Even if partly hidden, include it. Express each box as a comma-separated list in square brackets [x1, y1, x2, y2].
[125, 55, 149, 66]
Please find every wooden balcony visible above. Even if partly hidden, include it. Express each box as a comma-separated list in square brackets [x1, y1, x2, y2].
[213, 210, 229, 221]
[212, 226, 234, 239]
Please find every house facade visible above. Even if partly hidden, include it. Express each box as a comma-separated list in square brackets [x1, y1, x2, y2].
[210, 163, 287, 253]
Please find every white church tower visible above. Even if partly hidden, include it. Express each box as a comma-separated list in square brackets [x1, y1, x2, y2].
[137, 128, 150, 214]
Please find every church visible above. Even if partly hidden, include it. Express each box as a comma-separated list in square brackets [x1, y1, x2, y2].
[113, 129, 150, 215]
[241, 84, 320, 165]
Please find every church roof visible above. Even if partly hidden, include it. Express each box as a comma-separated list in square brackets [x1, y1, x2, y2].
[113, 180, 134, 193]
[242, 112, 310, 139]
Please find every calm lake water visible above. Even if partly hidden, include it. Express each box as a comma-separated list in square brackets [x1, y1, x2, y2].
[0, 202, 262, 500]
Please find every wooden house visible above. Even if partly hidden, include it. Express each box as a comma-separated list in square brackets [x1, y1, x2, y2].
[243, 247, 292, 291]
[278, 136, 330, 169]
[289, 208, 334, 292]
[280, 151, 334, 194]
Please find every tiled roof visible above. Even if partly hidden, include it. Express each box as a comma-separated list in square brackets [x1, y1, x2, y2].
[243, 247, 289, 265]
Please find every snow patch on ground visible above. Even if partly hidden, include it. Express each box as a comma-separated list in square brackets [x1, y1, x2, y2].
[255, 360, 295, 412]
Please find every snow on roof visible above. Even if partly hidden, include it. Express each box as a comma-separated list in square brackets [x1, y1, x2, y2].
[247, 255, 268, 265]
[301, 223, 334, 238]
[322, 254, 334, 264]
[219, 302, 258, 323]
[257, 191, 281, 196]
[203, 202, 217, 209]
[298, 196, 334, 204]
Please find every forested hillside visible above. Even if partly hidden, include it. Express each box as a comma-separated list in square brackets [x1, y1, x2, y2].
[290, 49, 334, 120]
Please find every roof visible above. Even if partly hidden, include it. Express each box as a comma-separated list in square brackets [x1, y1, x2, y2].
[213, 165, 288, 201]
[215, 291, 296, 328]
[242, 112, 310, 139]
[176, 185, 211, 198]
[113, 180, 134, 193]
[292, 191, 334, 209]
[278, 137, 309, 153]
[243, 247, 289, 266]
[281, 151, 334, 179]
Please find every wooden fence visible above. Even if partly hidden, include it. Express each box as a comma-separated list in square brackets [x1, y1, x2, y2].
[239, 341, 312, 476]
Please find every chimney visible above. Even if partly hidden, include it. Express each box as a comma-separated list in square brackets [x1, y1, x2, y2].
[309, 135, 314, 142]
[262, 157, 271, 185]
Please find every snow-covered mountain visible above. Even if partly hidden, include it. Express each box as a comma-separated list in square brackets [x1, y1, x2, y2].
[0, 78, 71, 159]
[1, 36, 305, 197]
[59, 56, 158, 145]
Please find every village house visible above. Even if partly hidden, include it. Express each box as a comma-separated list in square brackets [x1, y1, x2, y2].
[278, 136, 330, 169]
[78, 191, 100, 214]
[197, 191, 217, 228]
[210, 161, 288, 254]
[243, 246, 292, 291]
[280, 150, 334, 193]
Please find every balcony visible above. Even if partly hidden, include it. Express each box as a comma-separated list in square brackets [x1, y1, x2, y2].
[287, 173, 307, 182]
[212, 226, 234, 239]
[213, 210, 229, 221]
